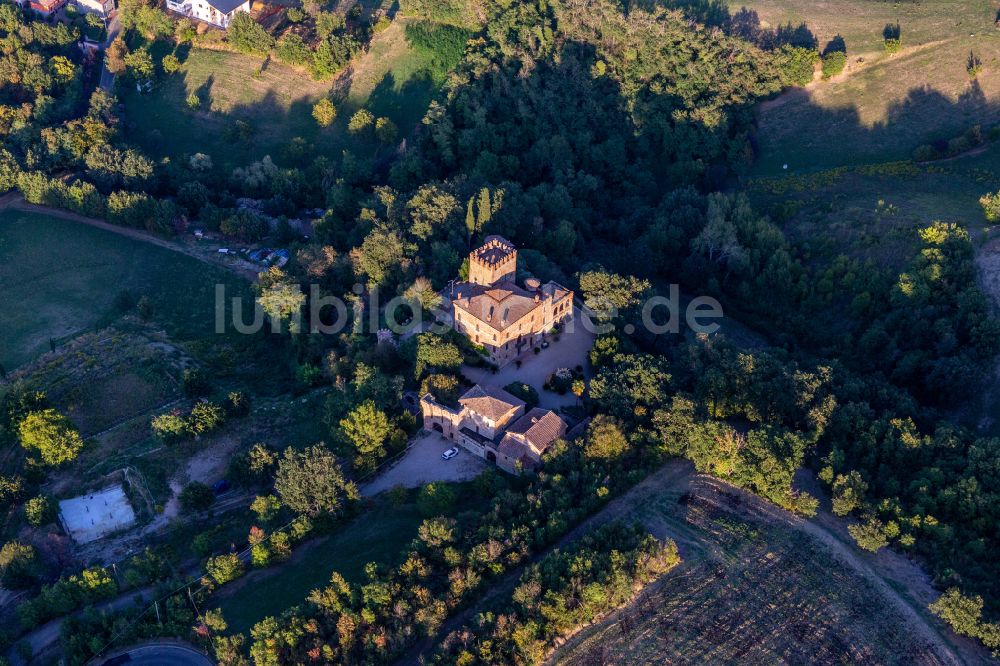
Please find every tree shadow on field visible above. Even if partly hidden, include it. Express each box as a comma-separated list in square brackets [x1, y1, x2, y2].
[365, 70, 437, 133]
[753, 78, 996, 173]
[192, 73, 215, 111]
[823, 34, 846, 56]
[174, 41, 192, 64]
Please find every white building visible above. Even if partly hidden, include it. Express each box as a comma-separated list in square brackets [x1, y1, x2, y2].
[166, 0, 250, 28]
[74, 0, 115, 17]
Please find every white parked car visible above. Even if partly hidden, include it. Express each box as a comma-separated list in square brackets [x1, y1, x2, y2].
[441, 447, 459, 460]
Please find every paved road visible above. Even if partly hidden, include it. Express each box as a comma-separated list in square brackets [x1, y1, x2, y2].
[98, 14, 121, 92]
[6, 587, 156, 665]
[96, 642, 212, 666]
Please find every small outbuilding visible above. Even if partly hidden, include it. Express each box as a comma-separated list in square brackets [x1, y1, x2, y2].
[58, 485, 136, 544]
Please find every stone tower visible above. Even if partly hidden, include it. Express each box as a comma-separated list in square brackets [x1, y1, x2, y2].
[469, 235, 516, 286]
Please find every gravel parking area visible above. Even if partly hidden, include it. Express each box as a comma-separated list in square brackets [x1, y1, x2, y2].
[362, 432, 487, 496]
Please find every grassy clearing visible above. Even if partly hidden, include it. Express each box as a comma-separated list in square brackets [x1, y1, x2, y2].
[551, 478, 952, 665]
[216, 500, 424, 635]
[11, 328, 183, 438]
[342, 19, 460, 134]
[0, 210, 254, 371]
[748, 157, 996, 263]
[121, 18, 464, 168]
[741, 0, 1000, 174]
[120, 46, 334, 167]
[730, 0, 992, 54]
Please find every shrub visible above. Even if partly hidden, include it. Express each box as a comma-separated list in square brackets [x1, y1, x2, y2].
[179, 482, 215, 513]
[182, 367, 210, 397]
[912, 144, 939, 162]
[186, 93, 200, 109]
[347, 108, 374, 135]
[251, 494, 281, 522]
[947, 135, 970, 156]
[820, 51, 845, 79]
[848, 516, 889, 552]
[227, 12, 274, 55]
[403, 20, 472, 72]
[226, 391, 250, 417]
[416, 482, 456, 517]
[980, 191, 1000, 223]
[967, 50, 982, 79]
[161, 53, 181, 74]
[275, 34, 310, 65]
[315, 11, 345, 39]
[310, 34, 358, 79]
[151, 411, 187, 442]
[883, 23, 901, 53]
[375, 116, 398, 143]
[421, 373, 461, 405]
[503, 381, 539, 408]
[175, 18, 196, 42]
[295, 364, 324, 387]
[188, 401, 225, 435]
[312, 98, 336, 127]
[545, 367, 574, 394]
[0, 541, 40, 589]
[776, 45, 818, 86]
[251, 542, 270, 567]
[205, 553, 244, 585]
[24, 496, 53, 526]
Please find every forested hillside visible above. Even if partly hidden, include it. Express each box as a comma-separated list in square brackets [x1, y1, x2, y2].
[2, 0, 1000, 660]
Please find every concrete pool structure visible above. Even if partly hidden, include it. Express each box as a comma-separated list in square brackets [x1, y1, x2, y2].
[58, 485, 136, 544]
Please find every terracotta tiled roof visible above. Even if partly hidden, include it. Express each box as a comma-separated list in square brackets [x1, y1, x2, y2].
[453, 280, 572, 332]
[453, 281, 539, 331]
[458, 385, 525, 423]
[501, 408, 568, 456]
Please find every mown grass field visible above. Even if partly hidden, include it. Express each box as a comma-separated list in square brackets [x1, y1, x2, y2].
[216, 500, 424, 635]
[740, 0, 1000, 174]
[0, 210, 252, 370]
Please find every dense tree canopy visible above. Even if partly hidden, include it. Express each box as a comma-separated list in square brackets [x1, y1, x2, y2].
[273, 445, 359, 516]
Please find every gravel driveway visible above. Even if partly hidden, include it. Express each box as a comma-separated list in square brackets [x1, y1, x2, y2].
[362, 432, 487, 496]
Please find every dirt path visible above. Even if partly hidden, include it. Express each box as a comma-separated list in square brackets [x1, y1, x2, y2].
[6, 584, 157, 665]
[0, 194, 260, 281]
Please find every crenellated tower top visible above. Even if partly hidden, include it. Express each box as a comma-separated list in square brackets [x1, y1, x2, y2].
[469, 235, 516, 286]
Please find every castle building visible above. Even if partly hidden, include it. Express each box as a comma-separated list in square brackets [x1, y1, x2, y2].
[451, 236, 573, 367]
[421, 384, 567, 473]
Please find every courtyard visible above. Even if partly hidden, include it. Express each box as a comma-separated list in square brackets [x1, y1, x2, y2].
[362, 431, 487, 496]
[461, 308, 595, 410]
